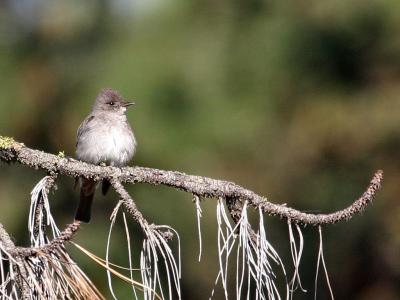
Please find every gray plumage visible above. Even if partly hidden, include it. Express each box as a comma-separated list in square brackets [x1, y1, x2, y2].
[75, 88, 137, 222]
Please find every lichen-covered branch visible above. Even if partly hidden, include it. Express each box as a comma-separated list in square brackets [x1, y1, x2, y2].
[0, 137, 383, 226]
[111, 179, 174, 241]
[110, 179, 149, 228]
[0, 221, 81, 258]
[0, 221, 100, 299]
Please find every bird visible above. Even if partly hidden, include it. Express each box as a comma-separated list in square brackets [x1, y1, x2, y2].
[75, 88, 137, 222]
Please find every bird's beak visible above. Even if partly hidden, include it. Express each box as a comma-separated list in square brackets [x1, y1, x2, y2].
[122, 101, 135, 107]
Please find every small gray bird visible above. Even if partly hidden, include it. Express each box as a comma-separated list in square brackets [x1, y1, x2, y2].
[75, 88, 137, 222]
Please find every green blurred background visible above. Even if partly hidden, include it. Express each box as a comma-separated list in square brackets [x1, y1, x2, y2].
[0, 0, 399, 299]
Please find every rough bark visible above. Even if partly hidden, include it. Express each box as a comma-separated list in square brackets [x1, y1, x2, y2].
[0, 137, 383, 226]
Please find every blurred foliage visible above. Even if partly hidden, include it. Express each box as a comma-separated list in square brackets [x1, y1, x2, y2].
[0, 0, 399, 299]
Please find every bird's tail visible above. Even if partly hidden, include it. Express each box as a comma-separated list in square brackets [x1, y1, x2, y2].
[75, 178, 96, 223]
[102, 180, 111, 195]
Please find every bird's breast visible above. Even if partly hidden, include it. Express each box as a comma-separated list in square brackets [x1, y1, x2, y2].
[76, 117, 136, 166]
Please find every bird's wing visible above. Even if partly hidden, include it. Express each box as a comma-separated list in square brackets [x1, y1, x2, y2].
[76, 115, 95, 147]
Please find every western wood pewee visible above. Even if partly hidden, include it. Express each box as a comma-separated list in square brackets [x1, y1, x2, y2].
[75, 88, 137, 222]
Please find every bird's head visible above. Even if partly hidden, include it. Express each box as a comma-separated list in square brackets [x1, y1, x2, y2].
[93, 88, 134, 114]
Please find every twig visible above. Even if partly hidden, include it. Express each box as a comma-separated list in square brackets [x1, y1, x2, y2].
[6, 221, 81, 258]
[110, 179, 173, 241]
[0, 224, 30, 298]
[110, 179, 149, 229]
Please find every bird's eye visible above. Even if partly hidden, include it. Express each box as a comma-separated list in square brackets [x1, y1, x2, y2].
[108, 101, 114, 106]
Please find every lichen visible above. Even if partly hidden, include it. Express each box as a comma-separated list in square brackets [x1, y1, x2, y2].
[0, 136, 15, 149]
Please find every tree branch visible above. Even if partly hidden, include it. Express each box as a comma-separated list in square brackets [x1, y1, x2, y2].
[0, 221, 81, 258]
[110, 179, 149, 227]
[111, 179, 174, 240]
[0, 220, 105, 300]
[0, 137, 383, 226]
